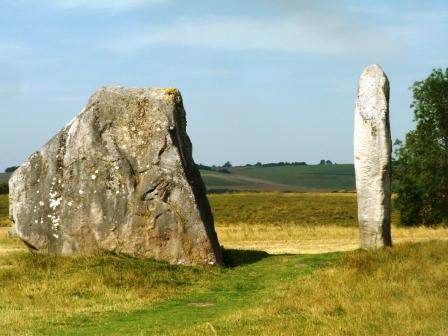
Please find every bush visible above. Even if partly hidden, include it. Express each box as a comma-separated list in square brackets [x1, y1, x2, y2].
[394, 68, 448, 225]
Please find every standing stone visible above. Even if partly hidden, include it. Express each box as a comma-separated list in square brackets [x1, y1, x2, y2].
[9, 87, 223, 265]
[354, 64, 392, 248]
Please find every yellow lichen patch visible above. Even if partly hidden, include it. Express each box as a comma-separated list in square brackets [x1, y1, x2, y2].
[163, 88, 178, 95]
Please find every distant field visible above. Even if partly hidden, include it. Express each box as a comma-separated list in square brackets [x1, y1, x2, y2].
[201, 164, 355, 192]
[0, 172, 11, 183]
[0, 195, 8, 226]
[209, 192, 359, 227]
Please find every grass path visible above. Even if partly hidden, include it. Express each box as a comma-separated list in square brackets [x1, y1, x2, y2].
[46, 252, 338, 335]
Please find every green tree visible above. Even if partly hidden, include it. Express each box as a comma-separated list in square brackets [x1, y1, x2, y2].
[4, 166, 18, 173]
[394, 68, 448, 225]
[222, 161, 232, 168]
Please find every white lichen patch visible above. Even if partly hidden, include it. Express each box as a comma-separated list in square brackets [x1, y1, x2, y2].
[49, 197, 62, 210]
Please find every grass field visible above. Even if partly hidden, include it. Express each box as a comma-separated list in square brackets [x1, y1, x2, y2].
[201, 164, 355, 192]
[1, 192, 448, 335]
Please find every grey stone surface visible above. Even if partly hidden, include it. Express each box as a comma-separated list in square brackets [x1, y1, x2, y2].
[354, 64, 392, 248]
[9, 87, 222, 265]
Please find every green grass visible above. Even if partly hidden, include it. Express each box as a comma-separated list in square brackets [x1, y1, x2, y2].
[44, 252, 337, 335]
[201, 241, 448, 336]
[201, 164, 355, 192]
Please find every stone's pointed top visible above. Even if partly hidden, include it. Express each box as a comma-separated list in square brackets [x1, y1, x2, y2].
[92, 86, 182, 101]
[360, 64, 388, 79]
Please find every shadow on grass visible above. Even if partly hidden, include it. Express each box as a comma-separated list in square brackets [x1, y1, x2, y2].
[222, 248, 271, 267]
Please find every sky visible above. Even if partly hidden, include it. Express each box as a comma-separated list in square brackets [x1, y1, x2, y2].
[0, 0, 447, 170]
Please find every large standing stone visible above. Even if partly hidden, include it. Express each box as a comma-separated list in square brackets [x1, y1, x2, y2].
[9, 87, 223, 265]
[354, 64, 392, 248]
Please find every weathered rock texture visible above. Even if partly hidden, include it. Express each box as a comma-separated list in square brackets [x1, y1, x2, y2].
[354, 64, 392, 248]
[9, 87, 222, 265]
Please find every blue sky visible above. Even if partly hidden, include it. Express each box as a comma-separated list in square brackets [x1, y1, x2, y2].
[0, 0, 447, 170]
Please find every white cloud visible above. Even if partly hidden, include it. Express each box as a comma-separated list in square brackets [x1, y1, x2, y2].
[44, 0, 169, 11]
[112, 14, 394, 55]
[109, 1, 448, 59]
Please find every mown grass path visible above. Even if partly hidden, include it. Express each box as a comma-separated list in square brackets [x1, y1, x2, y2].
[48, 252, 339, 335]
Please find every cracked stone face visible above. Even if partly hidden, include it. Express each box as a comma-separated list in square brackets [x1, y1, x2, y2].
[9, 87, 222, 265]
[354, 64, 392, 249]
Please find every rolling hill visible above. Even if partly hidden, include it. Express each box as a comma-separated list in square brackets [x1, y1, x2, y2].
[201, 164, 355, 192]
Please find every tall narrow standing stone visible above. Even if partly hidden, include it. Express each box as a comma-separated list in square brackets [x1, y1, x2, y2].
[354, 64, 392, 248]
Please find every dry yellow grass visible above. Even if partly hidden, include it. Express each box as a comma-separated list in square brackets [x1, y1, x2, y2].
[0, 227, 23, 255]
[216, 223, 448, 254]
